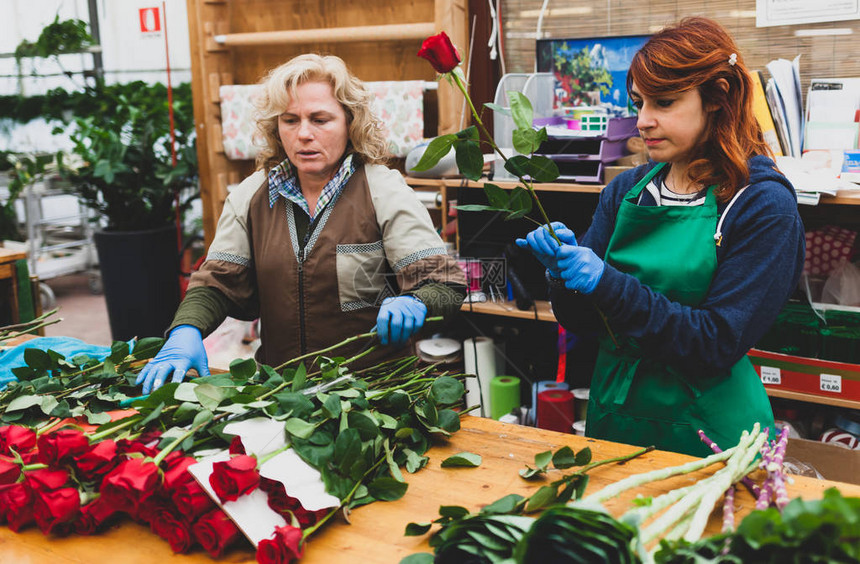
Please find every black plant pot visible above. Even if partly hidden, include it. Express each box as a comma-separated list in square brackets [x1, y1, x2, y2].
[94, 224, 180, 342]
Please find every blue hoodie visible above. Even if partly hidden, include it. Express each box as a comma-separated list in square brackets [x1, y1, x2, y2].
[550, 155, 805, 377]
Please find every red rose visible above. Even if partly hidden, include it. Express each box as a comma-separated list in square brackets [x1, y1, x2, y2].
[149, 506, 194, 553]
[417, 32, 461, 74]
[100, 458, 161, 513]
[116, 438, 159, 457]
[75, 496, 117, 535]
[161, 454, 197, 492]
[192, 508, 243, 558]
[0, 482, 34, 531]
[0, 457, 21, 484]
[73, 439, 119, 481]
[209, 454, 260, 503]
[256, 525, 305, 564]
[33, 486, 81, 534]
[229, 435, 246, 455]
[37, 428, 90, 466]
[136, 493, 174, 524]
[0, 425, 37, 455]
[25, 468, 70, 491]
[262, 479, 301, 515]
[171, 479, 216, 521]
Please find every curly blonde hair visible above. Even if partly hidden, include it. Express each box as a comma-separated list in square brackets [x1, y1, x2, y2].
[254, 54, 389, 171]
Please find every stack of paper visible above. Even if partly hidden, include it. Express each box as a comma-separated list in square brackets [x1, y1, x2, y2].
[766, 55, 804, 157]
[804, 78, 860, 152]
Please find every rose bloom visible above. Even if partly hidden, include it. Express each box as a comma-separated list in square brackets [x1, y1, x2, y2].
[100, 458, 161, 514]
[172, 478, 216, 521]
[37, 428, 90, 466]
[25, 468, 70, 491]
[136, 493, 175, 525]
[260, 478, 300, 514]
[0, 425, 37, 455]
[229, 435, 246, 455]
[0, 482, 34, 531]
[417, 31, 461, 74]
[116, 438, 160, 458]
[73, 439, 119, 481]
[161, 454, 197, 492]
[192, 508, 243, 558]
[256, 525, 305, 564]
[0, 457, 21, 484]
[75, 496, 118, 535]
[149, 506, 194, 553]
[33, 486, 81, 535]
[209, 454, 260, 503]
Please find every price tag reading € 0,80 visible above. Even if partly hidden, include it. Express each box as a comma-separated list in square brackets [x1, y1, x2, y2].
[760, 366, 781, 385]
[819, 373, 842, 394]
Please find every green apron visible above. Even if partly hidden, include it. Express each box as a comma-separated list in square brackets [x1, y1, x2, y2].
[585, 163, 774, 457]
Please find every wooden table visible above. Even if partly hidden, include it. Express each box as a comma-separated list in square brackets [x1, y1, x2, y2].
[2, 415, 859, 563]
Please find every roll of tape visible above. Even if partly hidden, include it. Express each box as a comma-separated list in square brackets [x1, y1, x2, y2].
[536, 390, 575, 434]
[463, 337, 497, 417]
[490, 376, 521, 420]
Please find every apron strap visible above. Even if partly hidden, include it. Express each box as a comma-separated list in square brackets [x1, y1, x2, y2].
[624, 162, 667, 200]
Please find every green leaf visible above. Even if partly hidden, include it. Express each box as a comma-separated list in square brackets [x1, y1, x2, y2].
[404, 522, 433, 536]
[454, 139, 483, 181]
[194, 383, 231, 410]
[192, 409, 214, 428]
[332, 428, 361, 468]
[24, 348, 52, 371]
[174, 382, 198, 403]
[229, 358, 257, 379]
[5, 395, 43, 412]
[506, 187, 533, 220]
[399, 553, 434, 564]
[455, 125, 479, 141]
[552, 446, 577, 469]
[574, 447, 592, 466]
[284, 418, 317, 440]
[404, 448, 428, 473]
[512, 127, 542, 155]
[454, 204, 506, 213]
[483, 183, 509, 209]
[109, 341, 130, 364]
[347, 410, 379, 440]
[411, 134, 457, 172]
[481, 494, 526, 515]
[518, 465, 544, 480]
[504, 155, 530, 178]
[439, 505, 470, 519]
[525, 485, 557, 512]
[85, 410, 112, 425]
[275, 392, 315, 419]
[441, 452, 482, 468]
[321, 394, 342, 419]
[132, 337, 163, 360]
[40, 395, 60, 416]
[138, 402, 165, 428]
[291, 364, 307, 392]
[526, 155, 560, 183]
[534, 450, 552, 470]
[508, 91, 534, 131]
[484, 102, 512, 117]
[436, 409, 461, 433]
[367, 477, 408, 501]
[429, 376, 466, 406]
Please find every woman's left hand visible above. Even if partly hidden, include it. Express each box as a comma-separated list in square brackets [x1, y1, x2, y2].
[376, 296, 427, 347]
[556, 245, 605, 294]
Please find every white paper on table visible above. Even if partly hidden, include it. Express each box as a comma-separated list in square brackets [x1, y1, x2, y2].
[222, 417, 288, 457]
[259, 450, 340, 512]
[188, 452, 287, 547]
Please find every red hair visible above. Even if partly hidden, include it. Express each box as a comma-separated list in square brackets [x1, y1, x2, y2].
[627, 17, 771, 202]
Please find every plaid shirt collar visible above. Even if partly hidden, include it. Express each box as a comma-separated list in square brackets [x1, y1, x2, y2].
[267, 154, 356, 218]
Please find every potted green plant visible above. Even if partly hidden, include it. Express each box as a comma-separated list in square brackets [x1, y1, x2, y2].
[63, 82, 198, 341]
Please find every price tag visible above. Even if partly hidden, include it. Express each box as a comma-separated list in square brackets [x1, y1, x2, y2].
[760, 366, 781, 385]
[820, 373, 842, 394]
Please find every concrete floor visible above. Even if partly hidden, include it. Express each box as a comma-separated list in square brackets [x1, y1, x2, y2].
[41, 273, 257, 370]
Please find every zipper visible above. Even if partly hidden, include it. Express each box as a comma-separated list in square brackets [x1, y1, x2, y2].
[297, 247, 306, 355]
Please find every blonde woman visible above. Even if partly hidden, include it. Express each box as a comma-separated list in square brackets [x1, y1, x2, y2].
[138, 54, 466, 393]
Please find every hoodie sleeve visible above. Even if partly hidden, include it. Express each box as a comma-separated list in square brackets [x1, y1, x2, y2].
[552, 158, 805, 378]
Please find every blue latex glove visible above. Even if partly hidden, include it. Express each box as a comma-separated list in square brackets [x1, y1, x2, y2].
[556, 245, 605, 294]
[376, 296, 427, 348]
[135, 325, 211, 395]
[515, 222, 577, 277]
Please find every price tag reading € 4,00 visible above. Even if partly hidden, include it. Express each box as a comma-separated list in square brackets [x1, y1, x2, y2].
[760, 366, 781, 385]
[820, 373, 842, 394]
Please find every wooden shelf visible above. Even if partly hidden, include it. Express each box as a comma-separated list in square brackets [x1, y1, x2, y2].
[821, 190, 860, 206]
[765, 387, 860, 410]
[460, 299, 556, 322]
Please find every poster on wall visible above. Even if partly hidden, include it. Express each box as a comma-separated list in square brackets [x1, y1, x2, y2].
[756, 0, 860, 27]
[536, 35, 649, 117]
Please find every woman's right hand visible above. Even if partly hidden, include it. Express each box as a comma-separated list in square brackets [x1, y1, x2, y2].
[515, 222, 577, 277]
[135, 325, 211, 395]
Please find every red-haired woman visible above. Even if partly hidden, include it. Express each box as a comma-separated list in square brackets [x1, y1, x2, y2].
[518, 18, 804, 457]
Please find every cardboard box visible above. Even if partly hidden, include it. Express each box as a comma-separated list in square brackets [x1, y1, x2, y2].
[748, 348, 860, 402]
[785, 437, 860, 485]
[604, 165, 633, 185]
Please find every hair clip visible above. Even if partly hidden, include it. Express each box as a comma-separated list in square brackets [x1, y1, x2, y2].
[728, 53, 738, 66]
